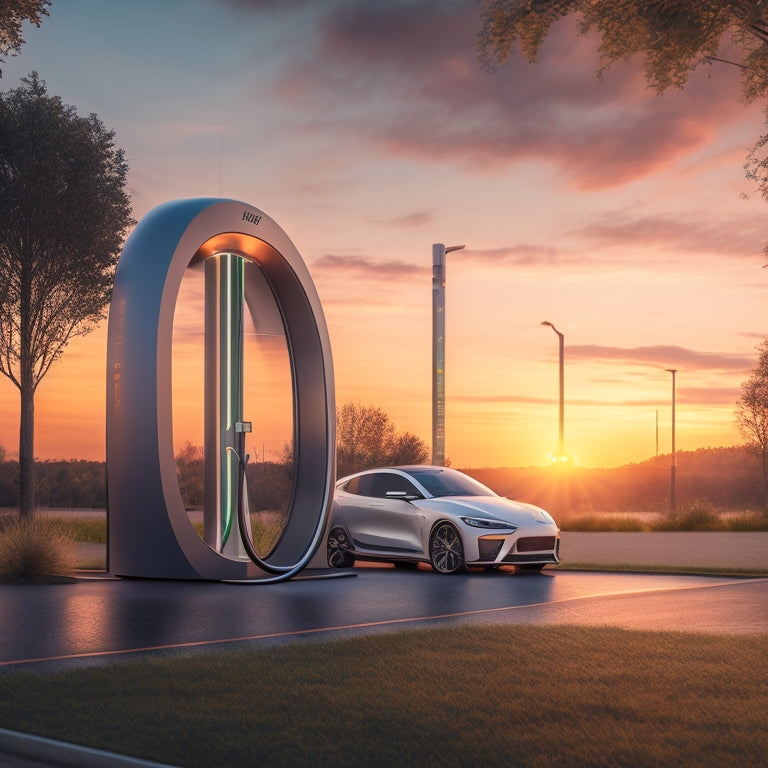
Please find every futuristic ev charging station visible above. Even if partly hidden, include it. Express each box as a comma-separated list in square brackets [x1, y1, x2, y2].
[106, 198, 335, 582]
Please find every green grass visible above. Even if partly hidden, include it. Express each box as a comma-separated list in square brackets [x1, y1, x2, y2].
[3, 503, 766, 541]
[0, 625, 765, 767]
[561, 503, 768, 532]
[46, 516, 107, 543]
[3, 513, 284, 549]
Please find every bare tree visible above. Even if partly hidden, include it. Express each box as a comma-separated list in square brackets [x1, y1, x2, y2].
[336, 402, 428, 477]
[0, 0, 50, 76]
[0, 73, 133, 518]
[735, 340, 768, 509]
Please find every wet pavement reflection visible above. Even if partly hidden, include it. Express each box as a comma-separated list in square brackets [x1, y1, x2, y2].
[0, 566, 766, 672]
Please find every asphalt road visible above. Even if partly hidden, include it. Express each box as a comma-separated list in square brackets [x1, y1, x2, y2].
[1, 566, 766, 675]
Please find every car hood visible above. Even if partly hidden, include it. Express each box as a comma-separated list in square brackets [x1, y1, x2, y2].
[413, 495, 556, 525]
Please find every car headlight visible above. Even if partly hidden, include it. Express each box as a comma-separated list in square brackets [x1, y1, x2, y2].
[460, 516, 517, 531]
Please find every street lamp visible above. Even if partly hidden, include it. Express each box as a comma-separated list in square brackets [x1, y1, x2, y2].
[432, 242, 465, 466]
[665, 368, 678, 512]
[541, 321, 565, 460]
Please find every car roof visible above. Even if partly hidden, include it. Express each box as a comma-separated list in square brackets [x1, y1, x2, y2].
[337, 465, 457, 482]
[341, 465, 443, 474]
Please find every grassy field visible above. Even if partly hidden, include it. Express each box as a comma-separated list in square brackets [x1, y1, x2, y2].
[0, 624, 765, 767]
[561, 503, 768, 532]
[3, 502, 767, 544]
[4, 509, 768, 576]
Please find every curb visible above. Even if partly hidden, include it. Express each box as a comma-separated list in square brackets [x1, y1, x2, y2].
[0, 727, 180, 768]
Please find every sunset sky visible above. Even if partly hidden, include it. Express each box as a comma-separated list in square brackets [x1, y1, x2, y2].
[2, 0, 768, 469]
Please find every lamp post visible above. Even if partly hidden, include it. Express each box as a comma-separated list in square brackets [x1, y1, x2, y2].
[665, 368, 677, 512]
[432, 242, 465, 466]
[541, 321, 565, 460]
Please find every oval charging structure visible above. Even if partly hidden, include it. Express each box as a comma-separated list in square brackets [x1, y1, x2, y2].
[106, 198, 335, 581]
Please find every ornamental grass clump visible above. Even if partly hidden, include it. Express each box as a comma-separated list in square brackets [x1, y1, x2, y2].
[561, 514, 647, 532]
[654, 501, 723, 532]
[0, 516, 77, 582]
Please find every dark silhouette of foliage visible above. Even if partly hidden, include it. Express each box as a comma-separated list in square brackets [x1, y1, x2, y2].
[245, 460, 294, 516]
[34, 460, 106, 508]
[0, 73, 133, 518]
[175, 442, 204, 509]
[173, 442, 294, 515]
[0, 0, 50, 76]
[0, 459, 18, 506]
[478, 0, 768, 209]
[735, 340, 768, 507]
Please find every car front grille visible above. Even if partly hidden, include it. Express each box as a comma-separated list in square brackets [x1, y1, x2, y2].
[516, 536, 557, 552]
[503, 553, 559, 563]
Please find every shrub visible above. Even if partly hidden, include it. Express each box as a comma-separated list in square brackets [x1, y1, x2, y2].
[0, 517, 77, 582]
[560, 515, 647, 532]
[653, 501, 723, 532]
[722, 510, 768, 532]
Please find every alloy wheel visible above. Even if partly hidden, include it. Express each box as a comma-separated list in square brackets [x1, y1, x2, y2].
[327, 526, 355, 568]
[429, 522, 465, 574]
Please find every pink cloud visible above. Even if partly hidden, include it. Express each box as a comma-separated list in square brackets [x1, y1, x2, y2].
[452, 387, 741, 407]
[380, 210, 435, 228]
[269, 2, 751, 189]
[574, 211, 768, 258]
[462, 245, 592, 268]
[215, 1, 759, 190]
[312, 253, 427, 278]
[566, 344, 753, 372]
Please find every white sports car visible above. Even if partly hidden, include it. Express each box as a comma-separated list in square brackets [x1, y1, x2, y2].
[326, 466, 560, 574]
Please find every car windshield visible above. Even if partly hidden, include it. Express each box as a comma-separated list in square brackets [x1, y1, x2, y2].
[408, 468, 497, 498]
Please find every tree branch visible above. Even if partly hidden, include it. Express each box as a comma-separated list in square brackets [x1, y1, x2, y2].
[704, 55, 747, 71]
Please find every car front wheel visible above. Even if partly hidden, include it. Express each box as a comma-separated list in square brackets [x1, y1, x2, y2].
[327, 526, 355, 568]
[429, 522, 465, 574]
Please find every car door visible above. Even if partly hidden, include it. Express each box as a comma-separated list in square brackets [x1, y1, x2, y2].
[343, 472, 425, 555]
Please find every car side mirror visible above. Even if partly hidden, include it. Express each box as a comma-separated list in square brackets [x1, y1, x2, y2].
[385, 490, 421, 501]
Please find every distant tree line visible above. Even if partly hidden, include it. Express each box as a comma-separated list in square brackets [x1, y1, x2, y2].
[174, 442, 295, 514]
[471, 446, 768, 518]
[0, 445, 766, 515]
[0, 403, 428, 512]
[0, 459, 105, 508]
[0, 455, 295, 512]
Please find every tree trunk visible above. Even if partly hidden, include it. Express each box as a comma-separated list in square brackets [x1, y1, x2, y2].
[18, 382, 35, 520]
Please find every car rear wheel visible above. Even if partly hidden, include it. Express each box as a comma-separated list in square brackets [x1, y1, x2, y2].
[429, 522, 465, 574]
[327, 526, 355, 568]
